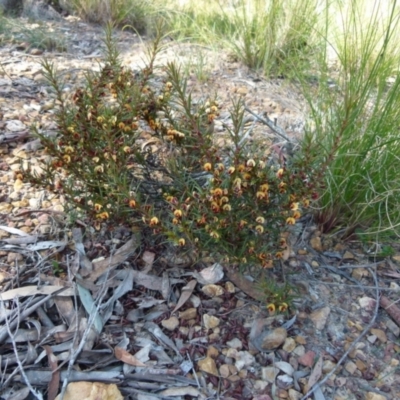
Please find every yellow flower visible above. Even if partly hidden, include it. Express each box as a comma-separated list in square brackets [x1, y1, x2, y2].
[118, 122, 126, 129]
[279, 238, 287, 248]
[260, 183, 269, 192]
[174, 209, 183, 218]
[222, 204, 231, 212]
[64, 146, 74, 153]
[239, 220, 247, 228]
[259, 160, 266, 169]
[303, 198, 310, 208]
[278, 182, 287, 193]
[172, 218, 180, 225]
[216, 163, 225, 171]
[165, 82, 173, 90]
[178, 238, 186, 246]
[123, 146, 131, 153]
[212, 188, 223, 197]
[210, 231, 220, 239]
[149, 217, 159, 226]
[228, 166, 235, 174]
[237, 164, 245, 172]
[96, 211, 109, 220]
[286, 217, 296, 225]
[221, 196, 229, 203]
[233, 178, 242, 188]
[62, 155, 71, 163]
[256, 191, 266, 200]
[129, 199, 136, 208]
[93, 157, 100, 163]
[293, 210, 301, 219]
[256, 216, 265, 224]
[275, 251, 283, 259]
[94, 203, 102, 212]
[243, 173, 252, 181]
[290, 202, 299, 211]
[94, 165, 104, 173]
[267, 303, 276, 314]
[203, 163, 212, 171]
[276, 168, 284, 179]
[211, 202, 220, 213]
[255, 225, 264, 234]
[246, 159, 256, 168]
[279, 303, 288, 312]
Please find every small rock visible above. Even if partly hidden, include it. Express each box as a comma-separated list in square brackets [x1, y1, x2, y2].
[6, 120, 26, 132]
[343, 250, 355, 260]
[203, 314, 220, 329]
[7, 252, 24, 263]
[292, 345, 305, 357]
[13, 179, 24, 191]
[322, 360, 336, 373]
[226, 338, 242, 349]
[54, 382, 123, 400]
[298, 351, 316, 367]
[261, 366, 279, 383]
[38, 225, 52, 235]
[254, 380, 269, 391]
[367, 334, 377, 344]
[352, 268, 368, 280]
[219, 364, 230, 378]
[370, 328, 387, 343]
[359, 296, 377, 311]
[297, 249, 307, 255]
[295, 336, 307, 345]
[344, 361, 357, 375]
[283, 337, 296, 352]
[161, 316, 179, 331]
[30, 48, 44, 56]
[179, 308, 197, 320]
[277, 374, 293, 389]
[235, 351, 255, 371]
[366, 393, 387, 400]
[310, 236, 322, 252]
[207, 345, 219, 358]
[198, 356, 218, 376]
[310, 306, 330, 330]
[288, 389, 302, 400]
[311, 260, 319, 268]
[202, 284, 224, 297]
[225, 281, 236, 293]
[261, 327, 287, 350]
[355, 359, 367, 372]
[386, 319, 400, 337]
[389, 282, 400, 291]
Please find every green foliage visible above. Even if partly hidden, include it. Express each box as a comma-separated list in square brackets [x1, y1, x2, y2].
[258, 278, 298, 314]
[24, 26, 318, 269]
[300, 0, 400, 239]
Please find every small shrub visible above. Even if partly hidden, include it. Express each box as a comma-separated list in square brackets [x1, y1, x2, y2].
[25, 26, 319, 268]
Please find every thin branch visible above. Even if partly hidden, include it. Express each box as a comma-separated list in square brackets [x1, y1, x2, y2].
[300, 267, 380, 400]
[5, 300, 43, 400]
[244, 107, 292, 143]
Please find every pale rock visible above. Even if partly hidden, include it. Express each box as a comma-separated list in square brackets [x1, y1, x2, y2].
[225, 348, 239, 358]
[161, 316, 179, 331]
[9, 192, 20, 201]
[282, 337, 296, 352]
[292, 345, 305, 357]
[225, 281, 236, 293]
[29, 198, 40, 208]
[189, 294, 201, 307]
[7, 252, 24, 263]
[52, 204, 64, 212]
[343, 250, 355, 260]
[203, 314, 220, 329]
[288, 389, 302, 400]
[298, 351, 315, 367]
[359, 296, 376, 311]
[275, 361, 294, 376]
[311, 260, 319, 268]
[386, 319, 400, 337]
[389, 282, 400, 291]
[322, 360, 336, 373]
[219, 364, 230, 378]
[179, 308, 197, 320]
[207, 345, 219, 358]
[367, 334, 377, 344]
[310, 306, 330, 330]
[370, 328, 387, 343]
[344, 361, 357, 375]
[352, 268, 368, 280]
[235, 351, 255, 371]
[6, 120, 26, 132]
[310, 236, 322, 252]
[179, 326, 189, 336]
[261, 366, 279, 383]
[366, 393, 387, 400]
[254, 380, 269, 391]
[54, 382, 123, 400]
[261, 327, 287, 350]
[277, 374, 293, 388]
[198, 356, 218, 376]
[202, 284, 224, 297]
[226, 338, 242, 349]
[13, 179, 24, 191]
